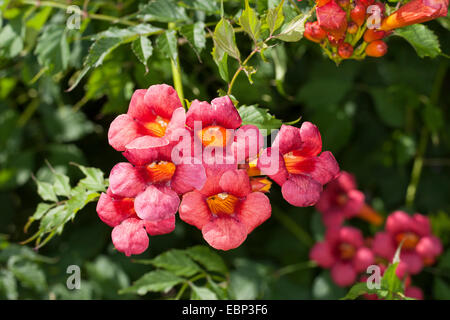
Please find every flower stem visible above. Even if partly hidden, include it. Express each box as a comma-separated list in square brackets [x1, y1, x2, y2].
[274, 261, 317, 278]
[168, 23, 186, 109]
[227, 47, 259, 96]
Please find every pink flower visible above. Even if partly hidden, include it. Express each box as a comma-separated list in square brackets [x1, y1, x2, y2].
[258, 123, 340, 207]
[179, 167, 271, 251]
[316, 0, 348, 39]
[310, 226, 375, 287]
[108, 84, 186, 158]
[405, 286, 424, 300]
[315, 171, 383, 227]
[372, 211, 443, 276]
[108, 150, 206, 221]
[96, 188, 175, 256]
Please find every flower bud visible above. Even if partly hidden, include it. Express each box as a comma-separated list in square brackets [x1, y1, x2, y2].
[338, 42, 354, 58]
[380, 0, 448, 31]
[347, 21, 359, 34]
[304, 21, 327, 43]
[317, 0, 348, 39]
[363, 28, 387, 42]
[327, 33, 345, 46]
[337, 0, 350, 9]
[317, 0, 332, 7]
[350, 1, 366, 26]
[365, 40, 388, 57]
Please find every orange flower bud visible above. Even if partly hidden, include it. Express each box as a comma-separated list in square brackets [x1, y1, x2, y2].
[365, 40, 388, 57]
[338, 42, 354, 58]
[347, 21, 359, 34]
[350, 1, 366, 27]
[380, 0, 448, 31]
[304, 21, 327, 43]
[363, 28, 387, 42]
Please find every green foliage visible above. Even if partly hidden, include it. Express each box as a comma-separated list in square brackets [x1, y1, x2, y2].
[24, 163, 107, 249]
[238, 104, 282, 133]
[122, 246, 228, 299]
[394, 24, 442, 58]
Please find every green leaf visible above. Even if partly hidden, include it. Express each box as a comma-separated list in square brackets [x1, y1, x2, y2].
[239, 0, 261, 42]
[75, 164, 106, 191]
[39, 205, 71, 234]
[36, 180, 58, 202]
[275, 12, 310, 42]
[341, 282, 377, 300]
[132, 36, 153, 72]
[137, 0, 189, 23]
[180, 22, 206, 55]
[434, 277, 450, 299]
[157, 30, 178, 63]
[0, 269, 18, 300]
[53, 173, 71, 197]
[31, 203, 53, 221]
[120, 270, 184, 295]
[150, 249, 201, 277]
[26, 7, 52, 30]
[381, 263, 403, 299]
[7, 257, 46, 292]
[213, 18, 240, 61]
[212, 47, 229, 82]
[35, 24, 69, 74]
[185, 245, 228, 274]
[181, 0, 220, 13]
[438, 12, 450, 31]
[423, 103, 444, 134]
[238, 104, 282, 134]
[394, 24, 441, 58]
[266, 0, 285, 36]
[190, 284, 218, 300]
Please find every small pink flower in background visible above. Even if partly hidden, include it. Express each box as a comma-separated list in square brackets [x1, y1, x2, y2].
[310, 226, 374, 287]
[258, 122, 339, 207]
[108, 84, 186, 159]
[372, 211, 443, 277]
[179, 167, 271, 251]
[96, 188, 175, 256]
[315, 171, 383, 227]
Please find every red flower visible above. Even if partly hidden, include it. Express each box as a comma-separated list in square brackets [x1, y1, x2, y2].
[96, 188, 175, 256]
[310, 226, 375, 287]
[380, 0, 449, 30]
[258, 123, 339, 207]
[179, 167, 271, 250]
[372, 211, 443, 277]
[316, 0, 348, 39]
[108, 84, 185, 158]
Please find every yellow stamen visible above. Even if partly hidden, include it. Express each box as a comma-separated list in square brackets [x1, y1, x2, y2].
[339, 243, 356, 260]
[283, 151, 307, 175]
[144, 115, 169, 137]
[206, 192, 239, 215]
[395, 232, 419, 250]
[250, 177, 272, 193]
[197, 125, 232, 147]
[146, 161, 176, 183]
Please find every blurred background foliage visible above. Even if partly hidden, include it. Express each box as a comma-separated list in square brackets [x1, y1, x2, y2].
[1, 0, 450, 300]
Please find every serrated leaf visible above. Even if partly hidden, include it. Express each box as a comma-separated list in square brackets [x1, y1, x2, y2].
[132, 36, 153, 72]
[0, 269, 18, 300]
[185, 245, 228, 274]
[341, 282, 377, 300]
[7, 257, 46, 292]
[239, 0, 261, 42]
[157, 30, 178, 63]
[35, 24, 69, 74]
[120, 270, 184, 295]
[266, 0, 285, 36]
[150, 249, 201, 277]
[36, 180, 58, 202]
[212, 47, 229, 82]
[213, 18, 240, 61]
[181, 0, 220, 13]
[275, 12, 309, 42]
[394, 24, 441, 58]
[238, 104, 282, 134]
[137, 0, 189, 23]
[31, 203, 53, 221]
[39, 205, 71, 233]
[190, 284, 218, 300]
[75, 164, 106, 191]
[26, 7, 52, 30]
[180, 22, 206, 54]
[53, 173, 71, 197]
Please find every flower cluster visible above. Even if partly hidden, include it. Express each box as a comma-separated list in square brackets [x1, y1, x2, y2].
[97, 84, 340, 255]
[310, 172, 443, 299]
[303, 0, 449, 63]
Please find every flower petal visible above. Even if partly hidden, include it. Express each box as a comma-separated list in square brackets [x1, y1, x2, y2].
[123, 136, 171, 166]
[108, 114, 145, 151]
[237, 192, 271, 233]
[281, 174, 323, 207]
[271, 125, 303, 155]
[210, 96, 242, 129]
[202, 217, 247, 250]
[186, 100, 215, 129]
[232, 125, 264, 163]
[143, 84, 182, 119]
[352, 247, 375, 273]
[179, 191, 211, 229]
[416, 235, 443, 260]
[109, 162, 147, 198]
[134, 185, 180, 221]
[170, 160, 206, 194]
[111, 218, 149, 256]
[372, 231, 396, 260]
[310, 242, 336, 268]
[400, 251, 424, 275]
[127, 89, 154, 122]
[257, 147, 289, 184]
[331, 262, 357, 287]
[96, 192, 136, 227]
[144, 215, 176, 236]
[219, 169, 252, 198]
[299, 121, 322, 157]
